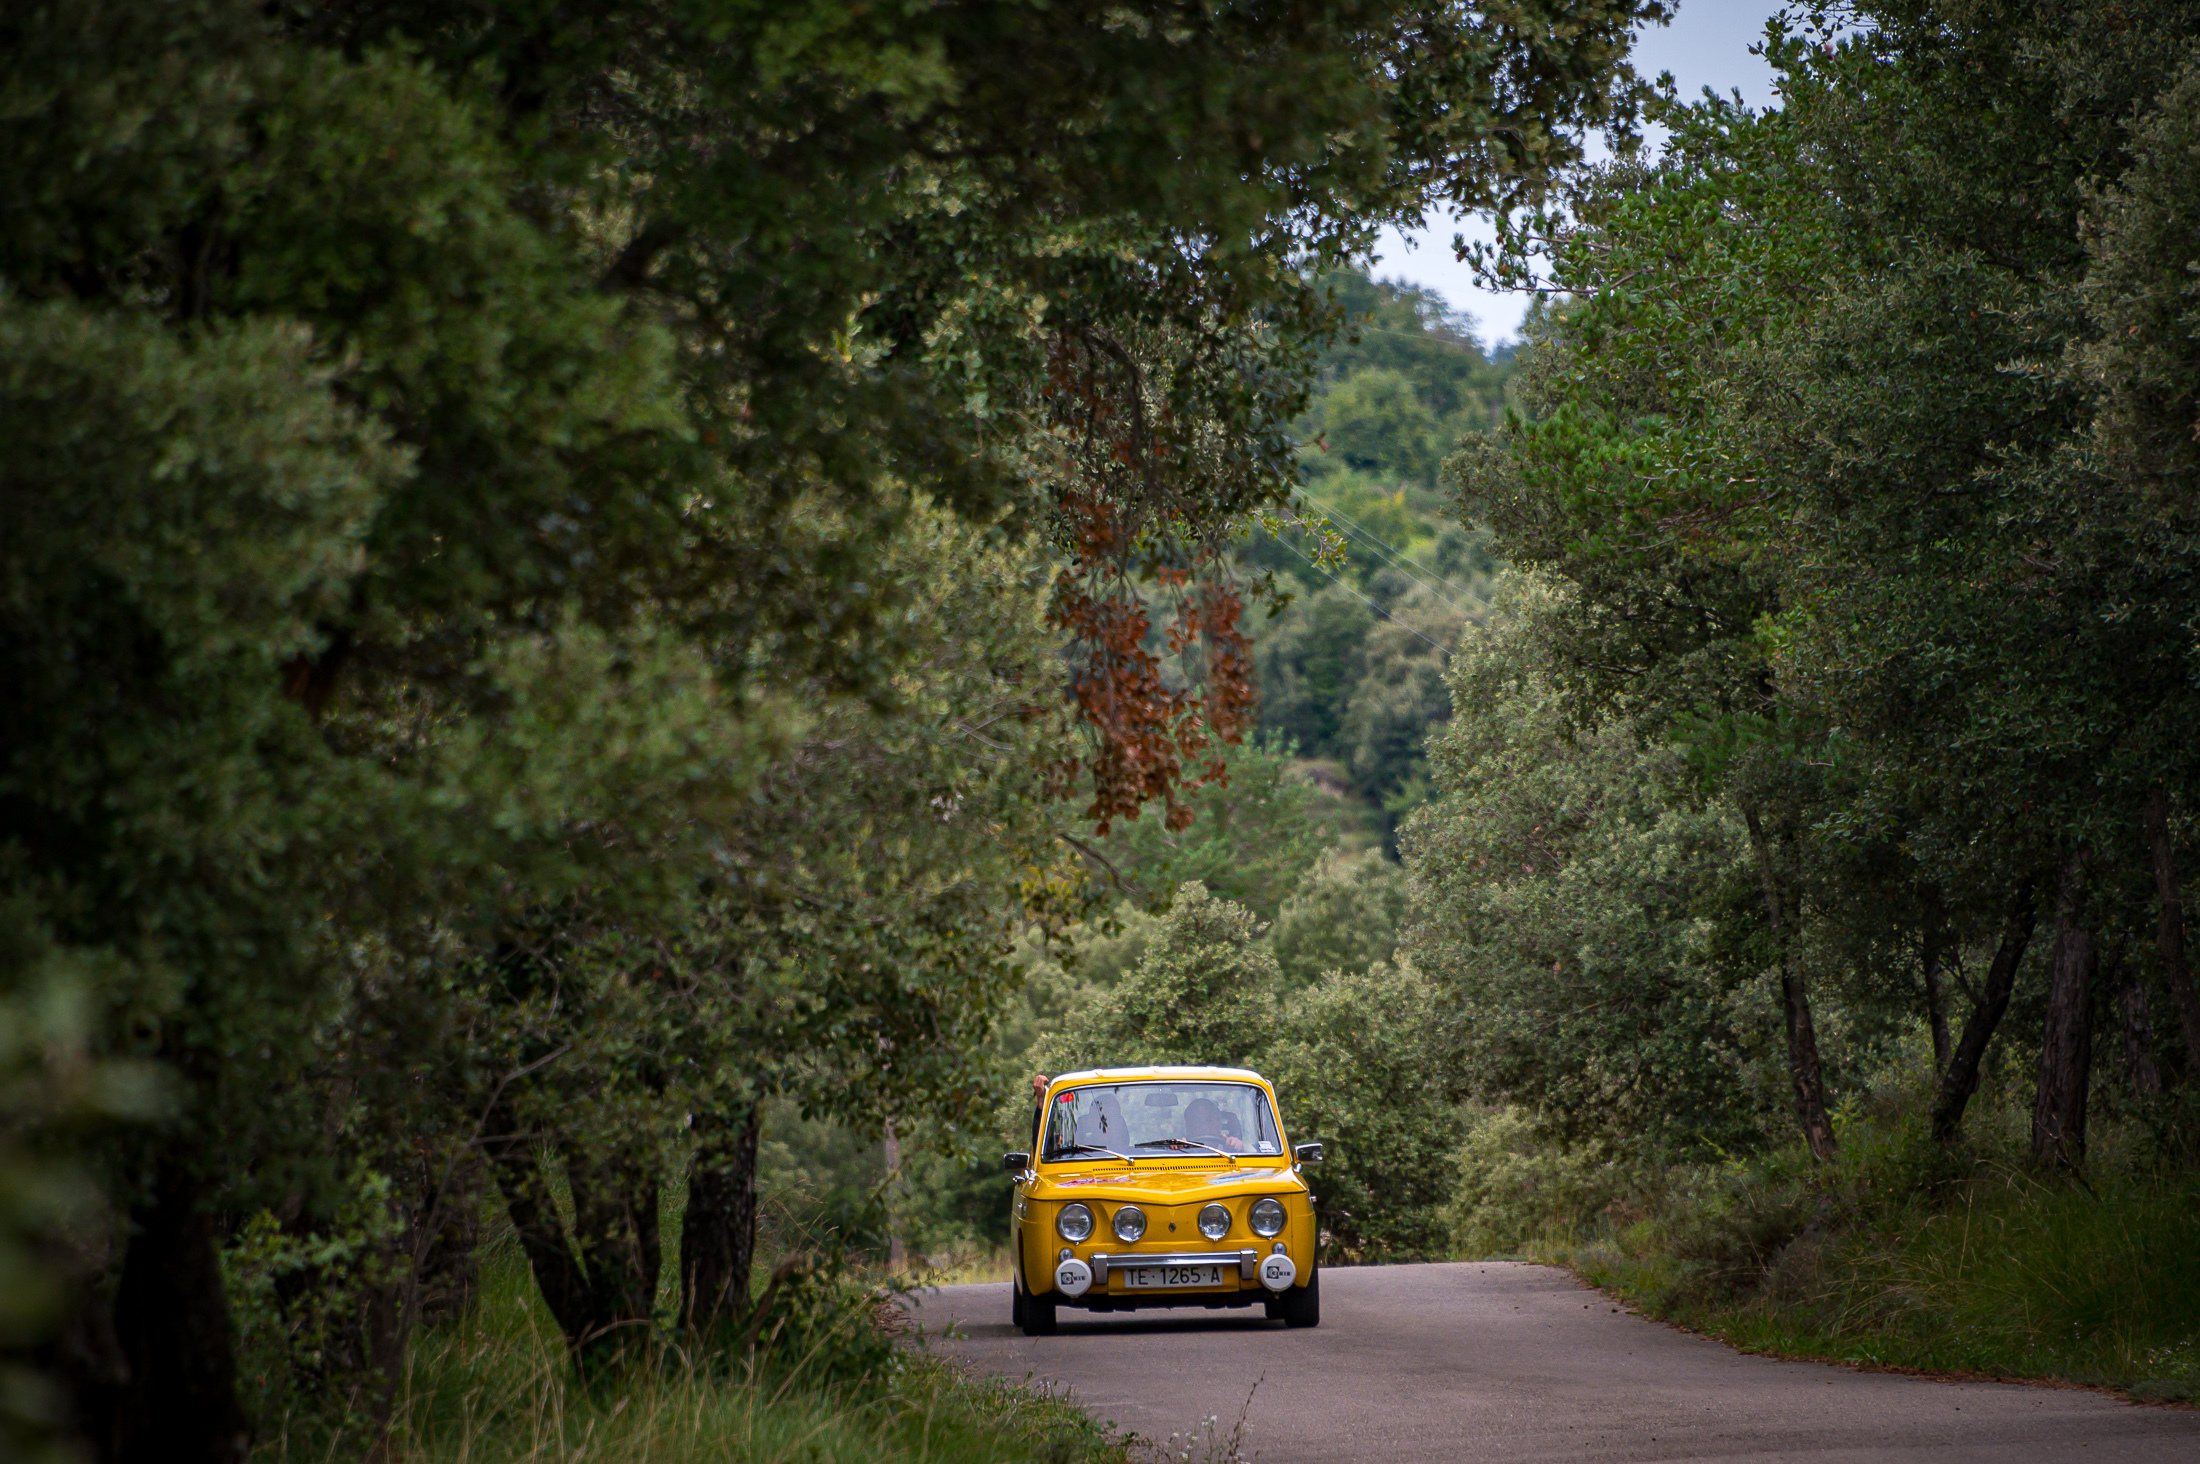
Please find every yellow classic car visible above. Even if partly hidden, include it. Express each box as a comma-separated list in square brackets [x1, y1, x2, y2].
[1003, 1065, 1324, 1335]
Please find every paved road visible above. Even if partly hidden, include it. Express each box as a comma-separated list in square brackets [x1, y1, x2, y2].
[902, 1262, 2200, 1462]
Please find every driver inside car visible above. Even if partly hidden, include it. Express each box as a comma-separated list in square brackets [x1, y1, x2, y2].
[1181, 1096, 1246, 1152]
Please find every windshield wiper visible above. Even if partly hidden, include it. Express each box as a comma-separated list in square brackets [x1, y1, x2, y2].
[1048, 1143, 1134, 1163]
[1135, 1138, 1237, 1164]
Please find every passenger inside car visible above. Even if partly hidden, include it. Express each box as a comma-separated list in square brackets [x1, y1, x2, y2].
[1075, 1089, 1128, 1149]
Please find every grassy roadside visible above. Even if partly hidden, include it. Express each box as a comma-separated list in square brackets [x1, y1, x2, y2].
[1491, 1116, 2200, 1403]
[254, 1249, 1127, 1464]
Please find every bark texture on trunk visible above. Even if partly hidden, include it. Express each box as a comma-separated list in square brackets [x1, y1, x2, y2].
[2143, 785, 2200, 1068]
[1931, 882, 2040, 1143]
[108, 1162, 251, 1464]
[1922, 917, 1952, 1075]
[681, 1102, 761, 1334]
[2030, 868, 2096, 1171]
[2119, 968, 2165, 1101]
[1742, 803, 1836, 1162]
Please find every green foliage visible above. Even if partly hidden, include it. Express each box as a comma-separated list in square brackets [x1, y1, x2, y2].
[1544, 1117, 2200, 1401]
[1318, 369, 1444, 483]
[1404, 575, 1776, 1155]
[1240, 267, 1512, 840]
[1268, 850, 1409, 990]
[1252, 584, 1377, 759]
[1337, 582, 1464, 815]
[1041, 884, 1283, 1073]
[1252, 573, 1471, 837]
[1093, 738, 1329, 921]
[0, 914, 167, 1462]
[1420, 0, 2200, 1205]
[1267, 961, 1458, 1260]
[1447, 1107, 1643, 1259]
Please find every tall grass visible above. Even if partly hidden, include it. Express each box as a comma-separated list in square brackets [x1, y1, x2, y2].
[1514, 1113, 2200, 1401]
[1449, 1065, 2200, 1402]
[256, 1249, 1125, 1464]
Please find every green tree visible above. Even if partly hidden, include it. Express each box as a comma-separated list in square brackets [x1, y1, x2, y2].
[1442, 0, 2200, 1178]
[1096, 738, 1330, 920]
[1404, 576, 1772, 1155]
[3, 0, 1667, 1449]
[1319, 369, 1444, 483]
[1270, 851, 1412, 990]
[1040, 884, 1283, 1073]
[1266, 961, 1458, 1259]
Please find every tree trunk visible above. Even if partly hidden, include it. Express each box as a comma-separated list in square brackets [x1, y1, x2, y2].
[108, 1161, 251, 1464]
[2143, 785, 2200, 1069]
[1741, 803, 1836, 1163]
[482, 1096, 660, 1361]
[1922, 915, 1952, 1075]
[883, 1119, 907, 1271]
[2030, 867, 2095, 1171]
[561, 1143, 661, 1360]
[2119, 966, 2165, 1101]
[681, 1103, 761, 1335]
[482, 1094, 594, 1343]
[1931, 881, 2040, 1143]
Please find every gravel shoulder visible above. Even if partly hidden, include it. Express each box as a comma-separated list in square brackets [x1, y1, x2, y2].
[902, 1261, 2200, 1462]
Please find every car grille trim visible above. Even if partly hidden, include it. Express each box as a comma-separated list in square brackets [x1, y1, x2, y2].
[1089, 1248, 1259, 1281]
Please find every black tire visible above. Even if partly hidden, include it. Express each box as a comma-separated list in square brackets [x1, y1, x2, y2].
[1278, 1267, 1319, 1328]
[1011, 1275, 1026, 1329]
[1020, 1288, 1058, 1336]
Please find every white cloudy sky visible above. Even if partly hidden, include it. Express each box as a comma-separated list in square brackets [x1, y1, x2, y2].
[1368, 0, 1785, 344]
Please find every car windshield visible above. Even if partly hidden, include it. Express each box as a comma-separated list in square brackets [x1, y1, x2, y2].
[1042, 1082, 1282, 1161]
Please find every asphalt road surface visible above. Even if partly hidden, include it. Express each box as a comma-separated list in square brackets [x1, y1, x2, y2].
[903, 1262, 2200, 1462]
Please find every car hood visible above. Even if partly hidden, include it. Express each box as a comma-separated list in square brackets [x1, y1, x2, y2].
[1026, 1162, 1306, 1204]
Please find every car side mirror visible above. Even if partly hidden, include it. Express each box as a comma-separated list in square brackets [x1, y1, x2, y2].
[1003, 1151, 1031, 1172]
[1294, 1142, 1325, 1165]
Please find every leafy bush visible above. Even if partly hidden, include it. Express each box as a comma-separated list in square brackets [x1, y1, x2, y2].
[1511, 1106, 2200, 1400]
[1266, 962, 1457, 1260]
[1037, 884, 1281, 1073]
[1269, 850, 1409, 990]
[1448, 1107, 1644, 1258]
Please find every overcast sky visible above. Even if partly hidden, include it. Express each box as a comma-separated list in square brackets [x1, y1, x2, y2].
[1368, 0, 1785, 345]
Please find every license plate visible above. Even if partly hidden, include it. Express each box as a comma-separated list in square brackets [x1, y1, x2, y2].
[1119, 1264, 1229, 1289]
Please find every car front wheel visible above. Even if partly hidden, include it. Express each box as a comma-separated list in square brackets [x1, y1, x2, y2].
[1016, 1272, 1058, 1336]
[1265, 1267, 1319, 1328]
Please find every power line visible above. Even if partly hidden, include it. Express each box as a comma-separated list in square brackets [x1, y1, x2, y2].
[1276, 537, 1455, 660]
[1304, 507, 1468, 612]
[1295, 492, 1483, 610]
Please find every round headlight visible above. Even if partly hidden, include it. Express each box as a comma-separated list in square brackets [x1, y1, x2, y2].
[1057, 1202, 1094, 1243]
[1249, 1196, 1287, 1237]
[1111, 1204, 1147, 1243]
[1198, 1203, 1231, 1241]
